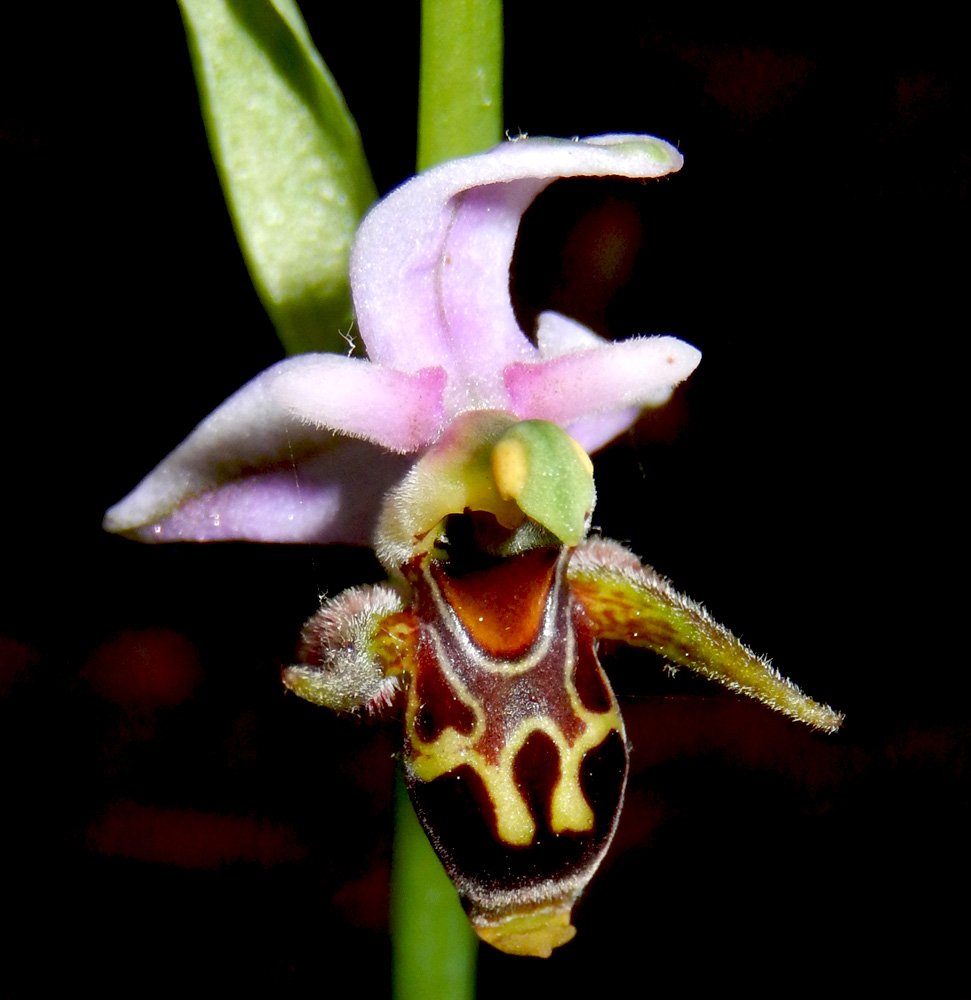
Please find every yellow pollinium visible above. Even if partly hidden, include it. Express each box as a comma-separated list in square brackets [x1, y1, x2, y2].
[491, 420, 594, 547]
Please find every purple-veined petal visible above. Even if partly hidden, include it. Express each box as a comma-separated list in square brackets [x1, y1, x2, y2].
[351, 135, 685, 392]
[103, 355, 419, 543]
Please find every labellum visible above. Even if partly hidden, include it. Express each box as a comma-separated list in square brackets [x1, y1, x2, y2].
[284, 411, 842, 957]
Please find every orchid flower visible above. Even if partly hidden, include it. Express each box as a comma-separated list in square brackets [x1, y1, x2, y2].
[104, 134, 699, 545]
[106, 133, 841, 959]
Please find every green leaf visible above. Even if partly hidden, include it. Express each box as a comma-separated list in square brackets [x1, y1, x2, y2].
[178, 0, 377, 354]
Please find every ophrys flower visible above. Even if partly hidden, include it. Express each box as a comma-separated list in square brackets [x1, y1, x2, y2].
[106, 134, 841, 957]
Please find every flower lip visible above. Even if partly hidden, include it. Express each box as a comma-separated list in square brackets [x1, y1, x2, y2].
[104, 134, 699, 547]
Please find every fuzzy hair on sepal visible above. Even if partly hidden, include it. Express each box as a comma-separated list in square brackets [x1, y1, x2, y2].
[283, 584, 405, 714]
[569, 537, 844, 733]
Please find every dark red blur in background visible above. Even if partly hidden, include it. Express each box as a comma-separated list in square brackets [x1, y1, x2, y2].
[2, 5, 965, 997]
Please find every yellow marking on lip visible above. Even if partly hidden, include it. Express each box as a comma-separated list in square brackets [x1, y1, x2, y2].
[405, 650, 623, 845]
[402, 532, 624, 850]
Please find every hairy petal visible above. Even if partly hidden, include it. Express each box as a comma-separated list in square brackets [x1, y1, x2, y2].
[530, 311, 643, 451]
[105, 135, 696, 545]
[534, 309, 608, 357]
[504, 335, 702, 431]
[270, 353, 448, 451]
[351, 134, 684, 376]
[109, 439, 410, 544]
[569, 537, 843, 733]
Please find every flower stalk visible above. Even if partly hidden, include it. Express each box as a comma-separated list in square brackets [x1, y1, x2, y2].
[395, 0, 505, 992]
[418, 0, 503, 172]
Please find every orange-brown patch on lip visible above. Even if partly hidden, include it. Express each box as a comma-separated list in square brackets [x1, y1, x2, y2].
[432, 548, 559, 658]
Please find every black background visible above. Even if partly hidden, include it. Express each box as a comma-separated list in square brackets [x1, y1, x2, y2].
[2, 4, 966, 996]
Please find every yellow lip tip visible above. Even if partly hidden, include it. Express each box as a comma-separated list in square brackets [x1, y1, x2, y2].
[472, 906, 577, 958]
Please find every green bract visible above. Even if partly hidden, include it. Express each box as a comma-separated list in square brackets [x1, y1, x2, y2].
[178, 0, 377, 354]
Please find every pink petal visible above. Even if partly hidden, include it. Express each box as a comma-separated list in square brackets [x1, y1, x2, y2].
[534, 310, 609, 357]
[103, 355, 421, 543]
[351, 134, 685, 390]
[108, 439, 410, 544]
[531, 313, 664, 450]
[106, 136, 694, 547]
[560, 409, 643, 454]
[270, 353, 447, 451]
[503, 335, 701, 427]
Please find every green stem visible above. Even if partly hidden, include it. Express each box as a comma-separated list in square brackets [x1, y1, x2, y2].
[417, 0, 504, 171]
[391, 770, 478, 1000]
[390, 3, 503, 996]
